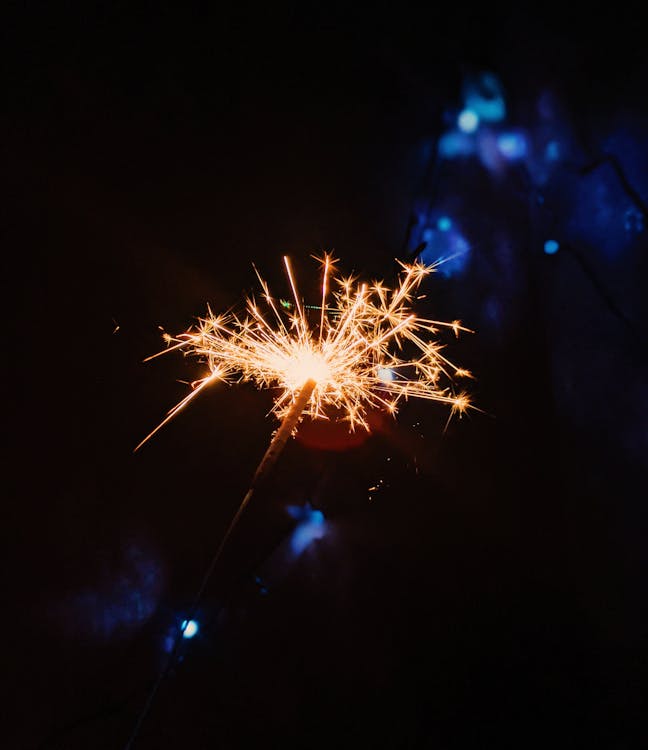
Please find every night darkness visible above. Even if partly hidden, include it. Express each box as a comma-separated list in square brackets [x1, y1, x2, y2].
[4, 4, 648, 749]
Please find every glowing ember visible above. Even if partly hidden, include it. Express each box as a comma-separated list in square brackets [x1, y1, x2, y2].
[137, 254, 473, 448]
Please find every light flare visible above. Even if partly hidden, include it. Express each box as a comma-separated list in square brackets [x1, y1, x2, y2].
[138, 254, 474, 449]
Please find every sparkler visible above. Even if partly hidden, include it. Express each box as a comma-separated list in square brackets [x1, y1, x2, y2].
[126, 255, 473, 749]
[137, 254, 472, 452]
[137, 252, 474, 562]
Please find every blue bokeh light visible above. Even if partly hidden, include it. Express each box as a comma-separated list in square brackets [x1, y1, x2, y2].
[462, 72, 506, 123]
[563, 154, 647, 258]
[624, 206, 645, 234]
[545, 140, 560, 162]
[286, 504, 326, 557]
[544, 239, 560, 255]
[181, 619, 199, 639]
[496, 132, 527, 160]
[438, 131, 476, 159]
[59, 542, 163, 642]
[437, 216, 452, 232]
[419, 228, 471, 277]
[457, 109, 479, 134]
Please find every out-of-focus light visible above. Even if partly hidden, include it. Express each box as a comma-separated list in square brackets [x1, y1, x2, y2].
[181, 619, 199, 639]
[437, 216, 452, 232]
[482, 296, 503, 329]
[59, 543, 163, 641]
[544, 239, 560, 255]
[458, 109, 479, 134]
[419, 230, 471, 278]
[545, 140, 560, 162]
[624, 206, 645, 233]
[438, 131, 476, 159]
[287, 504, 326, 557]
[463, 71, 506, 123]
[496, 132, 527, 160]
[377, 367, 395, 383]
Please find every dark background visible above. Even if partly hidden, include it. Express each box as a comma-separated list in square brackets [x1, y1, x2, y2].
[4, 3, 647, 748]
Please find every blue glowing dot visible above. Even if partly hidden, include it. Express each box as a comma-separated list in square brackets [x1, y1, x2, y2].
[437, 216, 452, 232]
[544, 239, 560, 255]
[496, 132, 527, 160]
[181, 619, 199, 639]
[545, 140, 560, 162]
[457, 109, 479, 134]
[438, 131, 476, 159]
[377, 367, 395, 383]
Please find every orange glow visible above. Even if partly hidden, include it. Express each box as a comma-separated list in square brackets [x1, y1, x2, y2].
[138, 254, 474, 449]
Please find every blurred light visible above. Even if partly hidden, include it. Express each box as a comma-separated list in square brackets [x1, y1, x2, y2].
[544, 239, 560, 255]
[377, 367, 395, 383]
[564, 157, 644, 258]
[181, 619, 199, 639]
[287, 504, 326, 557]
[254, 575, 269, 596]
[463, 72, 506, 123]
[545, 140, 560, 161]
[624, 206, 645, 233]
[56, 543, 163, 642]
[476, 132, 501, 171]
[482, 296, 503, 329]
[496, 132, 527, 160]
[419, 229, 470, 278]
[603, 124, 648, 210]
[437, 216, 452, 232]
[458, 109, 479, 134]
[438, 131, 476, 159]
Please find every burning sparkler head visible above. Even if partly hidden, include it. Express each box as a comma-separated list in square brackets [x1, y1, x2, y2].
[138, 254, 474, 449]
[268, 343, 331, 390]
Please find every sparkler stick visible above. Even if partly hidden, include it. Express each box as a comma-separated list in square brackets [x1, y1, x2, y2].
[201, 377, 316, 591]
[126, 383, 316, 750]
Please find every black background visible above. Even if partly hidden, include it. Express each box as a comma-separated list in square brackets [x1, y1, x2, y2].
[4, 3, 648, 748]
